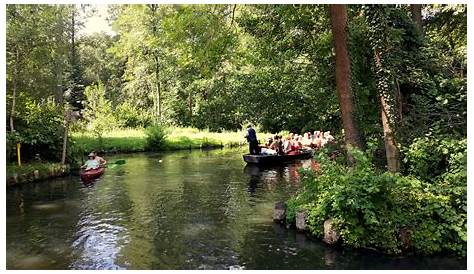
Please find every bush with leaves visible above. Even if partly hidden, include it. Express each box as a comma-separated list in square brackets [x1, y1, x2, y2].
[115, 101, 153, 128]
[288, 147, 466, 256]
[7, 98, 67, 162]
[145, 125, 168, 151]
[402, 137, 466, 182]
[83, 82, 119, 142]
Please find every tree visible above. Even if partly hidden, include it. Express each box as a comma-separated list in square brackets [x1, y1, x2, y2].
[329, 4, 362, 154]
[64, 4, 88, 110]
[110, 5, 166, 124]
[7, 5, 71, 126]
[410, 4, 423, 35]
[365, 5, 401, 172]
[236, 5, 341, 132]
[82, 82, 118, 142]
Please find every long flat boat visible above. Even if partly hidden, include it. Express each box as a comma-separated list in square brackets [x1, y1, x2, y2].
[243, 150, 313, 165]
[80, 167, 105, 183]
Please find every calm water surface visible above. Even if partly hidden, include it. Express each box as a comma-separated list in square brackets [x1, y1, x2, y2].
[6, 148, 466, 269]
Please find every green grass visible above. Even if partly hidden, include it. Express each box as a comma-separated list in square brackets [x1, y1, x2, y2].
[71, 127, 276, 154]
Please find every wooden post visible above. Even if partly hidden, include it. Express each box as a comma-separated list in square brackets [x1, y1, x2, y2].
[61, 107, 71, 165]
[16, 143, 21, 166]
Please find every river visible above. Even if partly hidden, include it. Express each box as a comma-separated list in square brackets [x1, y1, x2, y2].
[6, 148, 466, 270]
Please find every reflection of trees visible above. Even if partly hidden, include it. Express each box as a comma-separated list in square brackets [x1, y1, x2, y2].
[115, 153, 185, 269]
[236, 222, 328, 269]
[6, 178, 85, 269]
[70, 164, 133, 269]
[176, 149, 250, 268]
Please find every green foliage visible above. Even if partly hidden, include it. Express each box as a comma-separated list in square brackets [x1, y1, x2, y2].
[6, 5, 71, 103]
[402, 137, 466, 181]
[236, 5, 341, 133]
[290, 148, 466, 256]
[145, 125, 168, 151]
[7, 98, 66, 162]
[83, 82, 119, 141]
[115, 101, 153, 128]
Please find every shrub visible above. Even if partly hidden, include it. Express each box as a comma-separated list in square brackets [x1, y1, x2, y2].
[403, 137, 467, 181]
[7, 98, 66, 163]
[290, 147, 466, 256]
[83, 82, 118, 141]
[145, 125, 168, 151]
[115, 101, 153, 128]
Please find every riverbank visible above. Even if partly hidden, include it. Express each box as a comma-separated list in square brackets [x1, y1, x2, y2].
[6, 162, 69, 187]
[282, 147, 467, 258]
[7, 127, 275, 186]
[72, 127, 275, 154]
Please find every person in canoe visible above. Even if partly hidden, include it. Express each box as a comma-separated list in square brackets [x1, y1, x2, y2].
[245, 124, 260, 155]
[312, 131, 322, 149]
[282, 135, 297, 155]
[81, 153, 100, 171]
[272, 135, 284, 155]
[301, 132, 312, 148]
[261, 137, 277, 155]
[92, 151, 107, 167]
[287, 135, 301, 155]
[324, 131, 335, 145]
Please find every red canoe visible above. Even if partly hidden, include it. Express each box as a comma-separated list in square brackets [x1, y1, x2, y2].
[80, 167, 105, 183]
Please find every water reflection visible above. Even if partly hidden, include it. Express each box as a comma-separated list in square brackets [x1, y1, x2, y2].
[6, 149, 466, 270]
[243, 159, 320, 194]
[70, 205, 129, 269]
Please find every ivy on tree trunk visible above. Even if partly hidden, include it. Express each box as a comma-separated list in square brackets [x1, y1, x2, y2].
[365, 5, 401, 172]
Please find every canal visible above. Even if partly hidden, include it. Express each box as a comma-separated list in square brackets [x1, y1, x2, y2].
[6, 148, 466, 269]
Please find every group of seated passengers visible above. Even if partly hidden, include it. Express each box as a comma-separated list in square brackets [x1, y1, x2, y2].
[260, 131, 335, 156]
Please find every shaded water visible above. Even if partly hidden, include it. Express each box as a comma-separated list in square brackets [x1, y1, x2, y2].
[6, 148, 466, 270]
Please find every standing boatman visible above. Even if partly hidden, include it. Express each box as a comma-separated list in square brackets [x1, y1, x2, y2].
[245, 124, 260, 155]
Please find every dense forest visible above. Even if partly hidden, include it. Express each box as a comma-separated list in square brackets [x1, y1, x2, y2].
[6, 4, 466, 256]
[6, 4, 466, 160]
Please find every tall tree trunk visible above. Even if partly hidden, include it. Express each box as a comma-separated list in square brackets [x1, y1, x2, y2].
[10, 48, 19, 132]
[155, 58, 161, 123]
[54, 5, 65, 105]
[61, 108, 70, 165]
[374, 51, 400, 172]
[55, 61, 64, 104]
[149, 4, 162, 124]
[189, 91, 193, 121]
[366, 5, 401, 173]
[157, 80, 161, 122]
[329, 4, 362, 153]
[231, 4, 237, 26]
[410, 4, 423, 35]
[71, 8, 76, 68]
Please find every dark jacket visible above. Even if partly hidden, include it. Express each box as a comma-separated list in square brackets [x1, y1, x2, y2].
[245, 127, 257, 142]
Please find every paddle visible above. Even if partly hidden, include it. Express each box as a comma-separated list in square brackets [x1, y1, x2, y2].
[106, 159, 126, 169]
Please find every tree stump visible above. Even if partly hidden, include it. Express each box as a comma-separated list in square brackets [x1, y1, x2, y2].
[273, 201, 286, 223]
[323, 218, 340, 244]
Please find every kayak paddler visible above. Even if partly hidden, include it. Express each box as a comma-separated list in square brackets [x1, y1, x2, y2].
[81, 153, 100, 171]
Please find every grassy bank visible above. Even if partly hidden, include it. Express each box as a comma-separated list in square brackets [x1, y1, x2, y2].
[72, 127, 275, 154]
[6, 162, 69, 186]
